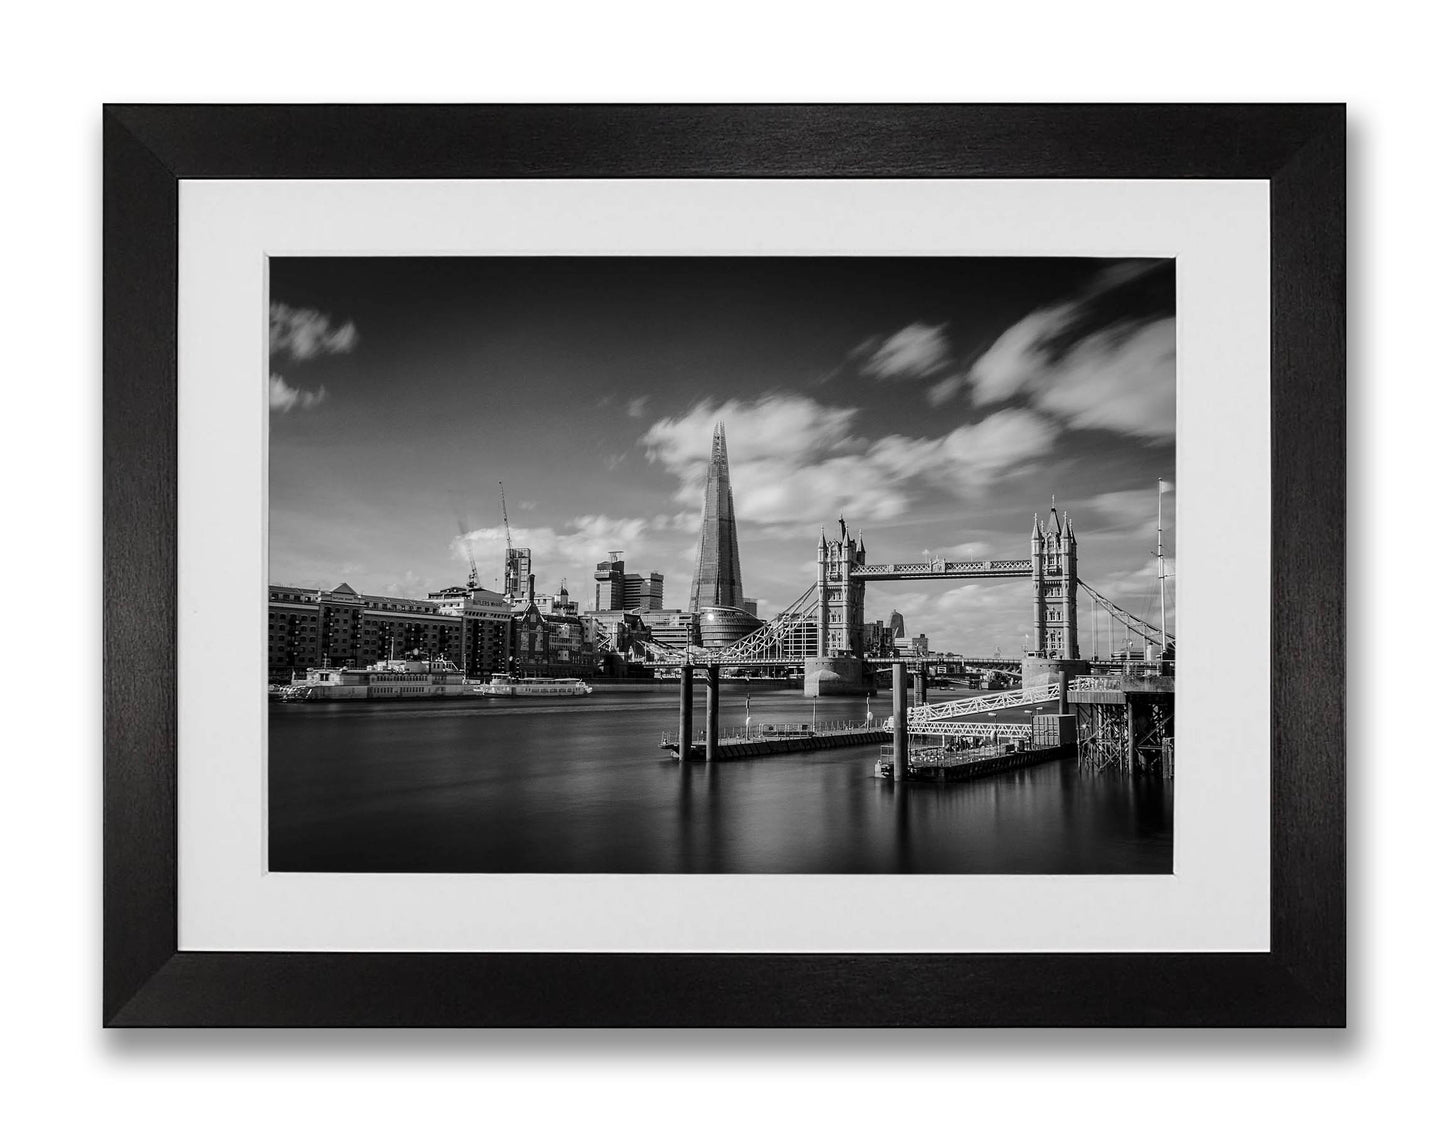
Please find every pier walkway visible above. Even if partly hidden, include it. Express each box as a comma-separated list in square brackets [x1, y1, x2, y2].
[662, 721, 886, 762]
[874, 742, 1073, 783]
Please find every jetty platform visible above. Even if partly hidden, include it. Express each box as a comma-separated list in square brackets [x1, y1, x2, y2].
[663, 722, 884, 762]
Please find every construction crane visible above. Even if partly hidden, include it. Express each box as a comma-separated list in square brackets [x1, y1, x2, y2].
[499, 480, 528, 603]
[456, 515, 479, 589]
[498, 481, 513, 555]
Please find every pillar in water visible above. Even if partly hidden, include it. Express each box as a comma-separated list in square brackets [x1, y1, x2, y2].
[705, 665, 720, 761]
[892, 661, 907, 780]
[678, 665, 694, 761]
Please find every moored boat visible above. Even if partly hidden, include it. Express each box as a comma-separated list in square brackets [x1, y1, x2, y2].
[278, 656, 474, 701]
[474, 674, 593, 697]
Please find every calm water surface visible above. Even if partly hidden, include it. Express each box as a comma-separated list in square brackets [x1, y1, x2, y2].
[269, 683, 1172, 873]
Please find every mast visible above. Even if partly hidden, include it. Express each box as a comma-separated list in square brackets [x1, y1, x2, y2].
[1157, 478, 1168, 652]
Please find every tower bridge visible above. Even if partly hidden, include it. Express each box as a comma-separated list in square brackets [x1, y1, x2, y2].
[634, 498, 1174, 690]
[637, 494, 1173, 777]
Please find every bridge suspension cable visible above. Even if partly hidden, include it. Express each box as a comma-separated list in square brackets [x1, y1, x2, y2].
[714, 583, 820, 664]
[635, 583, 820, 667]
[1077, 579, 1175, 649]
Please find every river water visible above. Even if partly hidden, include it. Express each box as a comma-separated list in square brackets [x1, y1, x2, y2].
[269, 682, 1172, 874]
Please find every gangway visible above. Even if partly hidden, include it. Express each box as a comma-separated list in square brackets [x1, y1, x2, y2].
[889, 682, 1060, 729]
[905, 720, 1034, 739]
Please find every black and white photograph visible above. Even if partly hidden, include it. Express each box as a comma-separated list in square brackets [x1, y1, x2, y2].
[267, 254, 1177, 875]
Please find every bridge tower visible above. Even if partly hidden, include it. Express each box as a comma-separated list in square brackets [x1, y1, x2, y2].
[817, 517, 866, 656]
[1030, 501, 1079, 660]
[806, 517, 869, 696]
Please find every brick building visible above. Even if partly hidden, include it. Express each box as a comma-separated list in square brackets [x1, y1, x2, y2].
[268, 581, 512, 684]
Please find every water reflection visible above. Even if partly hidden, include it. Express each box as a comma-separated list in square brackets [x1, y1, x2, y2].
[269, 684, 1171, 874]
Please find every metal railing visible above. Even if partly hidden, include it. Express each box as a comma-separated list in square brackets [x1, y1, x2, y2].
[852, 559, 1031, 579]
[893, 682, 1060, 728]
[904, 720, 1033, 738]
[1070, 675, 1122, 693]
[662, 717, 885, 746]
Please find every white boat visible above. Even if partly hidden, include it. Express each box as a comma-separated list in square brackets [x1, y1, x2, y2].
[279, 656, 474, 701]
[474, 674, 593, 697]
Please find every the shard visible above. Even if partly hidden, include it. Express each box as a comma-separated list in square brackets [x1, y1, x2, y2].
[689, 422, 745, 613]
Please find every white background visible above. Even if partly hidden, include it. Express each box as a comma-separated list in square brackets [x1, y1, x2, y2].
[0, 2, 1432, 1125]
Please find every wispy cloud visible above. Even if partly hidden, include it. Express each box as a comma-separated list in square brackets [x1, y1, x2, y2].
[649, 511, 701, 534]
[626, 395, 650, 418]
[937, 540, 993, 559]
[852, 323, 967, 405]
[857, 323, 953, 380]
[640, 394, 1057, 526]
[269, 373, 328, 413]
[1080, 488, 1170, 539]
[269, 301, 359, 362]
[967, 260, 1175, 440]
[269, 302, 354, 411]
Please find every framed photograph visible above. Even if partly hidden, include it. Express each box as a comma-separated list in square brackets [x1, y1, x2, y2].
[104, 104, 1343, 1026]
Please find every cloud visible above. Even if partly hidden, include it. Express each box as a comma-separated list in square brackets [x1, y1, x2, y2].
[270, 301, 359, 362]
[937, 541, 993, 559]
[269, 373, 327, 413]
[858, 323, 953, 381]
[649, 511, 701, 534]
[925, 373, 968, 406]
[626, 395, 650, 418]
[642, 394, 862, 484]
[640, 394, 1057, 526]
[968, 260, 1175, 440]
[852, 323, 967, 405]
[457, 514, 670, 595]
[1079, 488, 1167, 538]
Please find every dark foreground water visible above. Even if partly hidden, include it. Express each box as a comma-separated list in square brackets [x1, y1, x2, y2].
[269, 683, 1172, 874]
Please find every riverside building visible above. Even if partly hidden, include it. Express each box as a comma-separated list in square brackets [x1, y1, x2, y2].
[510, 575, 597, 679]
[267, 581, 512, 684]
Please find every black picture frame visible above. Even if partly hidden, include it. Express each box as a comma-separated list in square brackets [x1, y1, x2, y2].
[103, 104, 1344, 1027]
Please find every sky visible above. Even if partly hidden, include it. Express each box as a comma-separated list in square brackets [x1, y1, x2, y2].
[269, 256, 1175, 655]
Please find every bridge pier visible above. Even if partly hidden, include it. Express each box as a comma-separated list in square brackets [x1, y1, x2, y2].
[892, 660, 907, 780]
[913, 670, 928, 705]
[803, 655, 868, 696]
[678, 665, 694, 761]
[1021, 656, 1089, 691]
[705, 664, 719, 761]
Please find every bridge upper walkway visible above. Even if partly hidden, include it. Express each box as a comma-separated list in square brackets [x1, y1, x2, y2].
[851, 559, 1032, 581]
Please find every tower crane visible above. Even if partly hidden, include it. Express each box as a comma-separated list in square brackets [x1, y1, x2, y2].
[499, 480, 527, 603]
[498, 481, 513, 555]
[457, 515, 479, 589]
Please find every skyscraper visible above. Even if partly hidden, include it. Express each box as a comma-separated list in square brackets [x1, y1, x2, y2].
[689, 421, 746, 613]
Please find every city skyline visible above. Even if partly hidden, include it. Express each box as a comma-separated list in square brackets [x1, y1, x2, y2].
[269, 256, 1175, 654]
